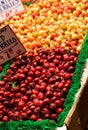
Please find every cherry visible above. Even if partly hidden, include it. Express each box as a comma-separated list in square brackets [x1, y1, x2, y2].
[21, 112, 27, 119]
[61, 87, 68, 94]
[34, 107, 41, 114]
[0, 81, 5, 86]
[32, 90, 38, 95]
[18, 101, 25, 108]
[53, 59, 59, 65]
[27, 101, 33, 107]
[35, 85, 40, 90]
[35, 71, 41, 77]
[3, 116, 9, 122]
[0, 91, 4, 96]
[42, 108, 49, 115]
[30, 94, 37, 100]
[22, 96, 28, 102]
[64, 73, 71, 80]
[30, 114, 37, 121]
[37, 118, 43, 121]
[38, 100, 43, 107]
[22, 106, 27, 112]
[34, 77, 39, 83]
[43, 98, 50, 105]
[30, 105, 36, 110]
[63, 54, 70, 61]
[4, 84, 11, 90]
[58, 82, 64, 89]
[38, 92, 44, 100]
[26, 90, 32, 96]
[0, 110, 3, 115]
[50, 114, 57, 120]
[26, 110, 32, 116]
[33, 99, 39, 105]
[35, 66, 42, 71]
[51, 96, 57, 102]
[55, 93, 63, 98]
[28, 71, 34, 77]
[12, 75, 19, 81]
[20, 87, 27, 94]
[27, 77, 33, 83]
[50, 103, 57, 109]
[46, 91, 53, 98]
[15, 93, 22, 98]
[55, 100, 62, 106]
[13, 111, 20, 118]
[68, 66, 74, 72]
[18, 74, 26, 80]
[44, 114, 50, 119]
[56, 108, 63, 114]
[20, 83, 26, 88]
[59, 48, 65, 54]
[63, 62, 70, 69]
[8, 111, 13, 118]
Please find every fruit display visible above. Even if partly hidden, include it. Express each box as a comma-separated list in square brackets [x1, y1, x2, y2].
[0, 0, 88, 51]
[0, 46, 78, 122]
[0, 0, 88, 129]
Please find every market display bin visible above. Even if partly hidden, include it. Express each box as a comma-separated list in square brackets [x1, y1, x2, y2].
[0, 33, 88, 130]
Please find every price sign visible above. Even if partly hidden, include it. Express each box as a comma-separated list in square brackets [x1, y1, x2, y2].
[0, 0, 24, 23]
[0, 25, 26, 65]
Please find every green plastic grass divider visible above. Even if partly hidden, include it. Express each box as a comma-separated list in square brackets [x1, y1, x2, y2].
[58, 32, 88, 127]
[0, 120, 57, 130]
[0, 61, 12, 81]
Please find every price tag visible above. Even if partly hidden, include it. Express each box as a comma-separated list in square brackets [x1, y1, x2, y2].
[0, 0, 24, 23]
[0, 25, 26, 65]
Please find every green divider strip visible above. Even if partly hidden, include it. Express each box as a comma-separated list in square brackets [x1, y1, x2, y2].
[0, 61, 12, 81]
[0, 120, 57, 130]
[58, 32, 88, 127]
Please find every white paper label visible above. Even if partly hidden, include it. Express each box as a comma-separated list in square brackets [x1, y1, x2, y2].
[0, 0, 24, 23]
[0, 25, 26, 65]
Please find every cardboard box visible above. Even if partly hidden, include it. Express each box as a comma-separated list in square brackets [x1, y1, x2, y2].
[65, 78, 88, 130]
